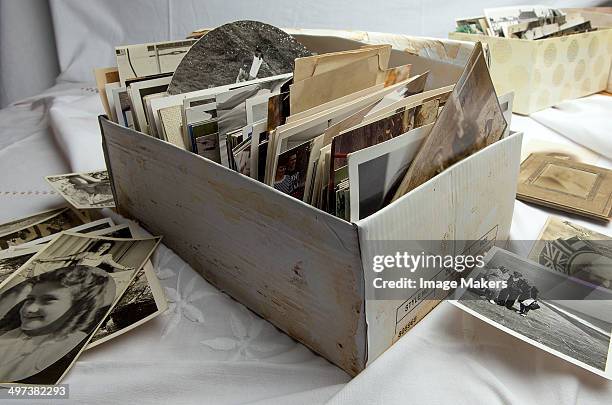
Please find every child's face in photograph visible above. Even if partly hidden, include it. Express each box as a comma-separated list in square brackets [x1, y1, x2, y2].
[20, 282, 73, 332]
[97, 242, 112, 254]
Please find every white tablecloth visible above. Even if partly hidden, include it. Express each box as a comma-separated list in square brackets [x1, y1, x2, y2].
[1, 85, 611, 404]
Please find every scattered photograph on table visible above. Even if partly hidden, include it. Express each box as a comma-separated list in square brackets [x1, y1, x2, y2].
[87, 224, 133, 239]
[0, 232, 160, 384]
[0, 208, 67, 237]
[88, 261, 166, 349]
[529, 217, 612, 289]
[0, 208, 86, 250]
[0, 225, 132, 285]
[14, 218, 115, 250]
[46, 170, 115, 209]
[517, 155, 612, 221]
[532, 164, 597, 198]
[452, 247, 612, 378]
[0, 247, 43, 285]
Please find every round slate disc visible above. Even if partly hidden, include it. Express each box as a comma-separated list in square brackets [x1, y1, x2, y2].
[167, 20, 313, 95]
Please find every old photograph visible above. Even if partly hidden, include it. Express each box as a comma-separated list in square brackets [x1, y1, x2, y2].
[266, 91, 290, 132]
[273, 139, 314, 199]
[0, 208, 66, 237]
[233, 139, 252, 176]
[529, 217, 612, 289]
[46, 170, 115, 209]
[383, 64, 412, 87]
[15, 218, 115, 249]
[0, 208, 86, 250]
[393, 42, 506, 200]
[195, 133, 221, 162]
[453, 247, 612, 376]
[517, 155, 612, 221]
[216, 76, 290, 167]
[532, 164, 597, 198]
[347, 124, 432, 221]
[329, 105, 427, 211]
[0, 246, 42, 285]
[0, 232, 160, 384]
[88, 261, 167, 349]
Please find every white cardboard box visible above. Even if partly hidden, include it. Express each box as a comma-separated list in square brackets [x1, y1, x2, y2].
[99, 32, 522, 375]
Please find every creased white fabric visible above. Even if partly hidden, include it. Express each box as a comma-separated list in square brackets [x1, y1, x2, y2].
[531, 94, 612, 161]
[1, 86, 612, 404]
[0, 0, 59, 108]
[48, 88, 107, 173]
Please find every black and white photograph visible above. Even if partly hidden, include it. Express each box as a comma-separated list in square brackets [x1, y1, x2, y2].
[216, 75, 291, 161]
[46, 170, 115, 209]
[167, 20, 311, 95]
[0, 208, 66, 237]
[0, 232, 160, 384]
[529, 217, 612, 289]
[0, 208, 86, 250]
[88, 261, 167, 349]
[14, 218, 115, 250]
[453, 247, 612, 377]
[0, 247, 42, 285]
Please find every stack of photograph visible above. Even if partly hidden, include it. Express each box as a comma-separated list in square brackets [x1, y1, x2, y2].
[96, 20, 514, 223]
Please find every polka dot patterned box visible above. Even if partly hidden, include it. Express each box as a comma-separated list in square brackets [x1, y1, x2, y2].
[450, 29, 612, 114]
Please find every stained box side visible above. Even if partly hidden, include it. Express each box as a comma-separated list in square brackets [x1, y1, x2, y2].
[100, 117, 368, 375]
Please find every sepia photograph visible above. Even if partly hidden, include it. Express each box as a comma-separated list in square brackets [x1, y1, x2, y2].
[15, 218, 115, 250]
[0, 232, 160, 384]
[454, 247, 612, 376]
[532, 163, 598, 198]
[46, 170, 115, 209]
[393, 42, 506, 199]
[0, 208, 86, 250]
[0, 247, 42, 285]
[0, 208, 67, 237]
[517, 155, 612, 221]
[266, 91, 290, 132]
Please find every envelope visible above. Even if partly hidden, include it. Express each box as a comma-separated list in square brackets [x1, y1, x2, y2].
[290, 54, 385, 114]
[293, 44, 391, 83]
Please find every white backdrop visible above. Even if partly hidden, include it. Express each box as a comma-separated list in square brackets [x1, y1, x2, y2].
[0, 0, 59, 107]
[1, 0, 608, 106]
[48, 0, 608, 82]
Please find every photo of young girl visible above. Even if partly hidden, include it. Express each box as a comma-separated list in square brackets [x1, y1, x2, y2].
[0, 232, 161, 384]
[0, 265, 115, 383]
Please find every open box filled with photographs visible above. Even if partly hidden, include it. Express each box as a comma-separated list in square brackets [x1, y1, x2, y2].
[99, 31, 523, 375]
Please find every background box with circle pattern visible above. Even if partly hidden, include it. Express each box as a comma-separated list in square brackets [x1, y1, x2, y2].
[450, 29, 612, 114]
